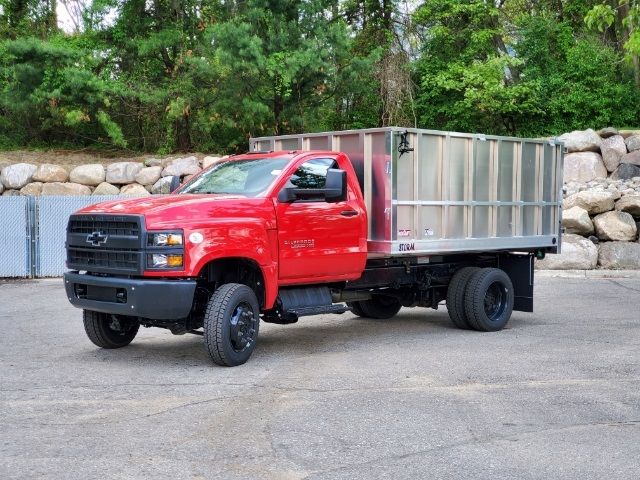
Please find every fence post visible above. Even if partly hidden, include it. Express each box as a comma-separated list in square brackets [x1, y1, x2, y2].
[26, 197, 37, 278]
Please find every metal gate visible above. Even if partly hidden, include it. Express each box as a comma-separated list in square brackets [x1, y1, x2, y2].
[0, 195, 120, 278]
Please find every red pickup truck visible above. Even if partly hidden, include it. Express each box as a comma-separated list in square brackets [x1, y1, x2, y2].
[64, 128, 563, 366]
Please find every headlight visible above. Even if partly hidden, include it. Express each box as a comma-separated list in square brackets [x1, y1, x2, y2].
[149, 254, 183, 268]
[148, 232, 183, 246]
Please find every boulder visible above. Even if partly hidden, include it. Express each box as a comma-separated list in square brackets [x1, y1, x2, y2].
[106, 162, 143, 184]
[621, 150, 640, 166]
[0, 163, 37, 189]
[92, 182, 120, 195]
[151, 176, 176, 194]
[144, 158, 163, 167]
[134, 166, 163, 186]
[535, 234, 598, 270]
[202, 156, 222, 169]
[625, 134, 640, 152]
[598, 242, 640, 269]
[20, 182, 43, 196]
[563, 181, 583, 198]
[600, 135, 627, 172]
[561, 206, 594, 235]
[41, 182, 91, 196]
[606, 184, 622, 199]
[563, 152, 607, 183]
[2, 190, 21, 196]
[614, 195, 640, 216]
[620, 129, 640, 138]
[556, 129, 602, 153]
[69, 164, 105, 186]
[593, 211, 637, 241]
[563, 191, 616, 215]
[597, 127, 619, 139]
[611, 163, 640, 181]
[120, 183, 151, 196]
[32, 164, 69, 183]
[161, 156, 200, 177]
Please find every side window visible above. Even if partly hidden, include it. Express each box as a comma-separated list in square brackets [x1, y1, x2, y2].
[289, 158, 337, 189]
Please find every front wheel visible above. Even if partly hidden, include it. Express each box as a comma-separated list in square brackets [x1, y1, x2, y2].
[83, 310, 139, 348]
[204, 283, 260, 367]
[464, 268, 514, 332]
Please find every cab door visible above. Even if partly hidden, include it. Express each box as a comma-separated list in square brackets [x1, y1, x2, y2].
[275, 156, 367, 283]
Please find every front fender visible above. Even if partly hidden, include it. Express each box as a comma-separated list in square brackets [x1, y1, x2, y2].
[189, 223, 279, 309]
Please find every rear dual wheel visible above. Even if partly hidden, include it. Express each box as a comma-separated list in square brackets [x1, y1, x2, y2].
[446, 267, 514, 332]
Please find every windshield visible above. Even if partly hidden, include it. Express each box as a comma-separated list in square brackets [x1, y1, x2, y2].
[179, 157, 290, 196]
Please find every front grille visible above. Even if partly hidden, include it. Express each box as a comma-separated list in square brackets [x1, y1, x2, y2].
[67, 214, 144, 274]
[68, 217, 140, 236]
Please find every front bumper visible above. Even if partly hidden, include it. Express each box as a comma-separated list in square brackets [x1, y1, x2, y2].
[64, 272, 197, 320]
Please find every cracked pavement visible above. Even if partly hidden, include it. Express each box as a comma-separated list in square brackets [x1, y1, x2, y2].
[1, 276, 639, 479]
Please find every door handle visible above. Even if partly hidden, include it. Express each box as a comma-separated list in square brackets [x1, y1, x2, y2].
[340, 210, 359, 217]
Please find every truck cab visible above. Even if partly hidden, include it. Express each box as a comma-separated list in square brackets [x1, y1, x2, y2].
[65, 150, 368, 365]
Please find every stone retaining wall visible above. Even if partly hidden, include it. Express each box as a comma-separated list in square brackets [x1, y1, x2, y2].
[0, 155, 223, 197]
[537, 128, 640, 270]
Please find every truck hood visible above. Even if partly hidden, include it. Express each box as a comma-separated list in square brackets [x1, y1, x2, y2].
[78, 194, 276, 229]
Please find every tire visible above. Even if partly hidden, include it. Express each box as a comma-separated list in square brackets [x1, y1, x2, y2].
[354, 296, 402, 319]
[446, 267, 481, 329]
[204, 283, 260, 367]
[83, 310, 139, 349]
[464, 268, 514, 332]
[347, 301, 366, 317]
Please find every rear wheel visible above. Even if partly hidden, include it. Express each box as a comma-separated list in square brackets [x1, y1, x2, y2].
[446, 267, 481, 329]
[352, 296, 402, 319]
[204, 283, 260, 367]
[83, 310, 139, 349]
[464, 268, 514, 332]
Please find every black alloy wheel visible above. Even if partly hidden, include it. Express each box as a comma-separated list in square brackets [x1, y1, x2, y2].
[204, 283, 261, 366]
[463, 268, 514, 332]
[229, 301, 258, 352]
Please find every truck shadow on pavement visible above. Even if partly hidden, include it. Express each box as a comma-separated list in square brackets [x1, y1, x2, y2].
[77, 309, 525, 367]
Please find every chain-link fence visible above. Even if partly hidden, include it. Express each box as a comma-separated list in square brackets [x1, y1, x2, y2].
[0, 196, 121, 278]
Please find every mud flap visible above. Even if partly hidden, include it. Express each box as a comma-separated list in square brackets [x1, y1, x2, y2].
[498, 253, 534, 312]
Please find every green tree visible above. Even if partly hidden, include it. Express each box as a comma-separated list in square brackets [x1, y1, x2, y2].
[413, 0, 540, 135]
[208, 0, 377, 140]
[0, 37, 126, 147]
[585, 1, 640, 85]
[0, 0, 58, 39]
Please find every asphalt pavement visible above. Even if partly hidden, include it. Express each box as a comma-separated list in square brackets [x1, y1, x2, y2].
[1, 275, 639, 480]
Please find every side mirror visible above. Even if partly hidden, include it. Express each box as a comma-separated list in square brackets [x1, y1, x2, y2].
[324, 169, 347, 202]
[277, 169, 347, 203]
[169, 176, 181, 193]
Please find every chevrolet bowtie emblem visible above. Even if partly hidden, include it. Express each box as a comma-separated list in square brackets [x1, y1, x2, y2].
[86, 231, 108, 246]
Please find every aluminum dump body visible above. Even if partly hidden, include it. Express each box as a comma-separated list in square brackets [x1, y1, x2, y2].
[251, 127, 563, 257]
